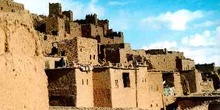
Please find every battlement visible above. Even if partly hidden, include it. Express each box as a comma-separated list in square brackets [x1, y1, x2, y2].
[0, 0, 24, 12]
[106, 29, 124, 38]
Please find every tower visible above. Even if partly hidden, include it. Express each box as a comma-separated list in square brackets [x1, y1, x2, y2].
[49, 3, 62, 17]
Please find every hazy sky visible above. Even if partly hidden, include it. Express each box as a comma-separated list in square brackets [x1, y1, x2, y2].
[15, 0, 220, 66]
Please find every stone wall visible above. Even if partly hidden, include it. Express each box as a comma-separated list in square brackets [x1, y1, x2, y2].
[0, 11, 49, 110]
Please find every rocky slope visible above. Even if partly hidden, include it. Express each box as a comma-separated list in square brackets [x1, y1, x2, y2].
[0, 11, 49, 110]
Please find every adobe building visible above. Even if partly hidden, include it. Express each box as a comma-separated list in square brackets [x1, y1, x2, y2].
[46, 67, 94, 107]
[0, 0, 24, 12]
[57, 37, 98, 65]
[93, 66, 136, 108]
[93, 65, 164, 110]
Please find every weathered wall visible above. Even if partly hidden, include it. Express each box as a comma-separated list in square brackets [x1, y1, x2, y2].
[46, 68, 76, 106]
[147, 71, 164, 109]
[77, 37, 98, 65]
[0, 0, 24, 12]
[176, 58, 195, 71]
[136, 67, 148, 109]
[58, 37, 98, 65]
[173, 72, 183, 96]
[110, 68, 136, 108]
[69, 22, 81, 37]
[180, 70, 198, 94]
[46, 68, 94, 107]
[75, 68, 94, 107]
[46, 16, 65, 37]
[93, 68, 112, 107]
[0, 11, 49, 110]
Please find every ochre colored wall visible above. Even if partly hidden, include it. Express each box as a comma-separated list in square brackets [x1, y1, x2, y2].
[110, 68, 136, 108]
[0, 11, 49, 110]
[93, 68, 112, 107]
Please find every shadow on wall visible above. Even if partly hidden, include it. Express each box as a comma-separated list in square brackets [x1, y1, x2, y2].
[208, 101, 220, 110]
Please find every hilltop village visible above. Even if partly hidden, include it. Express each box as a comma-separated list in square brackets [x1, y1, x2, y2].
[0, 0, 220, 110]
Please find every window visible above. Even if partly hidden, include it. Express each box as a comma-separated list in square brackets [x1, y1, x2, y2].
[80, 48, 82, 52]
[87, 79, 89, 85]
[122, 73, 130, 88]
[93, 55, 95, 60]
[82, 79, 84, 85]
[115, 80, 119, 88]
[90, 55, 92, 60]
[1, 7, 3, 10]
[52, 31, 58, 36]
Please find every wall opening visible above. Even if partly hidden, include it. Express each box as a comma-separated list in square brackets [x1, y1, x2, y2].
[115, 80, 119, 88]
[52, 31, 58, 36]
[122, 73, 130, 88]
[1, 7, 3, 10]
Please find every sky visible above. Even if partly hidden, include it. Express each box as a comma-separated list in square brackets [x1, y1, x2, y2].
[15, 0, 220, 66]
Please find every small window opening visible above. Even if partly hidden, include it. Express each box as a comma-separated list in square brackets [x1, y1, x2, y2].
[1, 7, 3, 10]
[60, 51, 66, 56]
[90, 55, 92, 60]
[87, 79, 89, 85]
[52, 31, 58, 36]
[122, 73, 130, 88]
[115, 80, 119, 88]
[80, 48, 82, 52]
[44, 35, 47, 40]
[93, 55, 95, 60]
[82, 79, 84, 85]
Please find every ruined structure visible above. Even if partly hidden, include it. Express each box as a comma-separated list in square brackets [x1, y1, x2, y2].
[0, 0, 219, 110]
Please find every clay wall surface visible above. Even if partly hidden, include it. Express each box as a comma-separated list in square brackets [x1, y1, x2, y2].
[93, 68, 112, 107]
[0, 11, 49, 110]
[46, 68, 93, 107]
[109, 68, 136, 108]
[46, 16, 65, 37]
[69, 22, 82, 37]
[180, 70, 198, 94]
[76, 37, 98, 65]
[0, 0, 24, 12]
[176, 58, 195, 71]
[136, 67, 148, 109]
[46, 68, 76, 106]
[147, 50, 184, 71]
[147, 71, 164, 109]
[99, 35, 124, 45]
[58, 37, 98, 65]
[81, 24, 104, 39]
[57, 38, 78, 63]
[195, 69, 202, 93]
[173, 72, 183, 96]
[75, 68, 94, 107]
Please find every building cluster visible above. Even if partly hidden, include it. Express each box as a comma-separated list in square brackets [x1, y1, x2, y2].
[1, 0, 219, 110]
